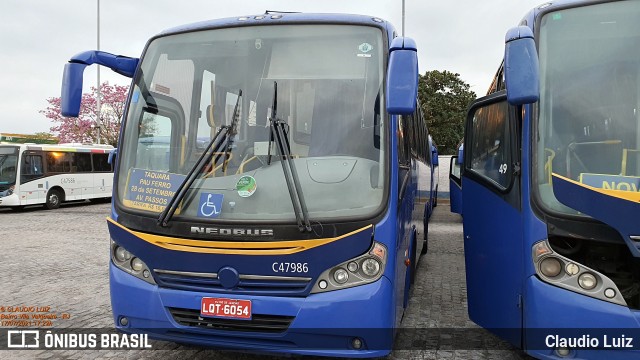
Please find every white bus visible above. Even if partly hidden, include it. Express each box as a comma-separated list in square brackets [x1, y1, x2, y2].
[0, 143, 114, 210]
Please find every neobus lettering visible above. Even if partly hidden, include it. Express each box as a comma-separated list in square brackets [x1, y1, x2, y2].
[602, 181, 639, 192]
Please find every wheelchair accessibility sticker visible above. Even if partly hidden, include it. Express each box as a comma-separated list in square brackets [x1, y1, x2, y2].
[198, 193, 224, 218]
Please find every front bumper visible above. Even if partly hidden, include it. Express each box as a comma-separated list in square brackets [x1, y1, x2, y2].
[524, 276, 640, 359]
[110, 264, 395, 357]
[0, 193, 19, 206]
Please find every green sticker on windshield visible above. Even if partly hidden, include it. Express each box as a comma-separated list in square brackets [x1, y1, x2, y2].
[236, 175, 257, 198]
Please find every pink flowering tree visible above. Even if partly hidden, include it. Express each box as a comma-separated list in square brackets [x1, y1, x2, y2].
[41, 82, 129, 146]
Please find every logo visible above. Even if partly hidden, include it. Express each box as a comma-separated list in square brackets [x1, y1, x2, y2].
[198, 193, 224, 218]
[236, 175, 257, 198]
[358, 42, 373, 53]
[7, 330, 39, 348]
[191, 227, 274, 237]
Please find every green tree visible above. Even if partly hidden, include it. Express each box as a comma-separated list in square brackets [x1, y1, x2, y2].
[418, 70, 476, 155]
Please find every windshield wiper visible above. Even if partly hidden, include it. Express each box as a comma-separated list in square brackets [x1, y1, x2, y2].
[268, 82, 312, 232]
[157, 89, 242, 227]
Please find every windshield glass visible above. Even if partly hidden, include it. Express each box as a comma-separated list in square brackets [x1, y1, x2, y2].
[117, 24, 386, 222]
[0, 146, 18, 190]
[536, 2, 640, 216]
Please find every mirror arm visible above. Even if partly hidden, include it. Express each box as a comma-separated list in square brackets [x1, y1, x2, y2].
[70, 51, 138, 78]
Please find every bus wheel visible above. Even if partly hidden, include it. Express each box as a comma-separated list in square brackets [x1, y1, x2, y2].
[44, 189, 62, 210]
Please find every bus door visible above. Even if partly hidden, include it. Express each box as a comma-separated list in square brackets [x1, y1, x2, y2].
[462, 92, 523, 347]
[449, 155, 462, 215]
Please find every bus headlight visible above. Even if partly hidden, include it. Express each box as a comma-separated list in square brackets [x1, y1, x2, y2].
[111, 240, 155, 285]
[531, 240, 622, 306]
[311, 241, 387, 294]
[334, 268, 349, 284]
[539, 257, 562, 278]
[578, 273, 597, 290]
[114, 246, 131, 262]
[362, 258, 381, 277]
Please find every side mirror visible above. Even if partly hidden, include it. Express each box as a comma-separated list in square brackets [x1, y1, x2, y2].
[504, 26, 539, 105]
[108, 148, 118, 165]
[61, 62, 88, 117]
[61, 50, 139, 117]
[386, 37, 418, 115]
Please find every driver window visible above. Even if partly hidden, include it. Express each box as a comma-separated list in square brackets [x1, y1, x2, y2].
[136, 113, 173, 172]
[468, 100, 511, 188]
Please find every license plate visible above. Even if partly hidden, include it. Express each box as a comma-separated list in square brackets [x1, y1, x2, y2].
[201, 297, 252, 320]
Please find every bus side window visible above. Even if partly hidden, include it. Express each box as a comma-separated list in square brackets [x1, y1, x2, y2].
[46, 152, 70, 173]
[21, 155, 44, 182]
[92, 154, 112, 172]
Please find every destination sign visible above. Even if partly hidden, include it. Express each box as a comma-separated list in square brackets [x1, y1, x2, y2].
[123, 168, 186, 212]
[580, 173, 640, 192]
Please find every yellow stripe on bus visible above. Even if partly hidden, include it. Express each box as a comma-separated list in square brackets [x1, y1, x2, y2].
[107, 217, 372, 255]
[553, 173, 640, 203]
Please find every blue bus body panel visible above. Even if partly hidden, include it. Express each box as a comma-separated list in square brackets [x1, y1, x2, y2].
[160, 13, 391, 37]
[110, 264, 394, 357]
[449, 179, 462, 215]
[523, 276, 640, 359]
[552, 174, 640, 257]
[107, 220, 372, 294]
[462, 177, 523, 347]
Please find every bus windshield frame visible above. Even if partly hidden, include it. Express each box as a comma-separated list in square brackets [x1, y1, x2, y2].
[0, 146, 18, 191]
[533, 1, 640, 219]
[115, 23, 389, 226]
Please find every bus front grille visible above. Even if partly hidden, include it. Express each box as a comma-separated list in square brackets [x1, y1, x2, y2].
[154, 269, 312, 296]
[168, 307, 294, 333]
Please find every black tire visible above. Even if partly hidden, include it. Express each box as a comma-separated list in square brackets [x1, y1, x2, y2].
[44, 189, 63, 210]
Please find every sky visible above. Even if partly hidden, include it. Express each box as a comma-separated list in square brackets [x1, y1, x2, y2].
[0, 0, 543, 134]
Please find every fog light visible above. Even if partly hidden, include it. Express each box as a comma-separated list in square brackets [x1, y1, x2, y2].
[334, 269, 349, 284]
[578, 273, 597, 290]
[362, 258, 381, 277]
[352, 337, 363, 349]
[318, 280, 328, 289]
[556, 347, 570, 357]
[539, 257, 562, 278]
[604, 288, 616, 299]
[131, 258, 144, 271]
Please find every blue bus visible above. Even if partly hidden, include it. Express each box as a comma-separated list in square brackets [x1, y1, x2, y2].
[461, 1, 640, 358]
[60, 13, 437, 357]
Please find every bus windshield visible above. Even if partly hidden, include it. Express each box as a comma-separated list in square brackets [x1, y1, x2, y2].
[0, 146, 18, 190]
[117, 24, 386, 222]
[536, 1, 640, 216]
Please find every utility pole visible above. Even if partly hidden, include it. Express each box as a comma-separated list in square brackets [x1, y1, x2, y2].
[96, 0, 101, 144]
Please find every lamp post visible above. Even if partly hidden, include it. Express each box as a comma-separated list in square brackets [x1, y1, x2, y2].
[96, 0, 101, 144]
[402, 0, 405, 37]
